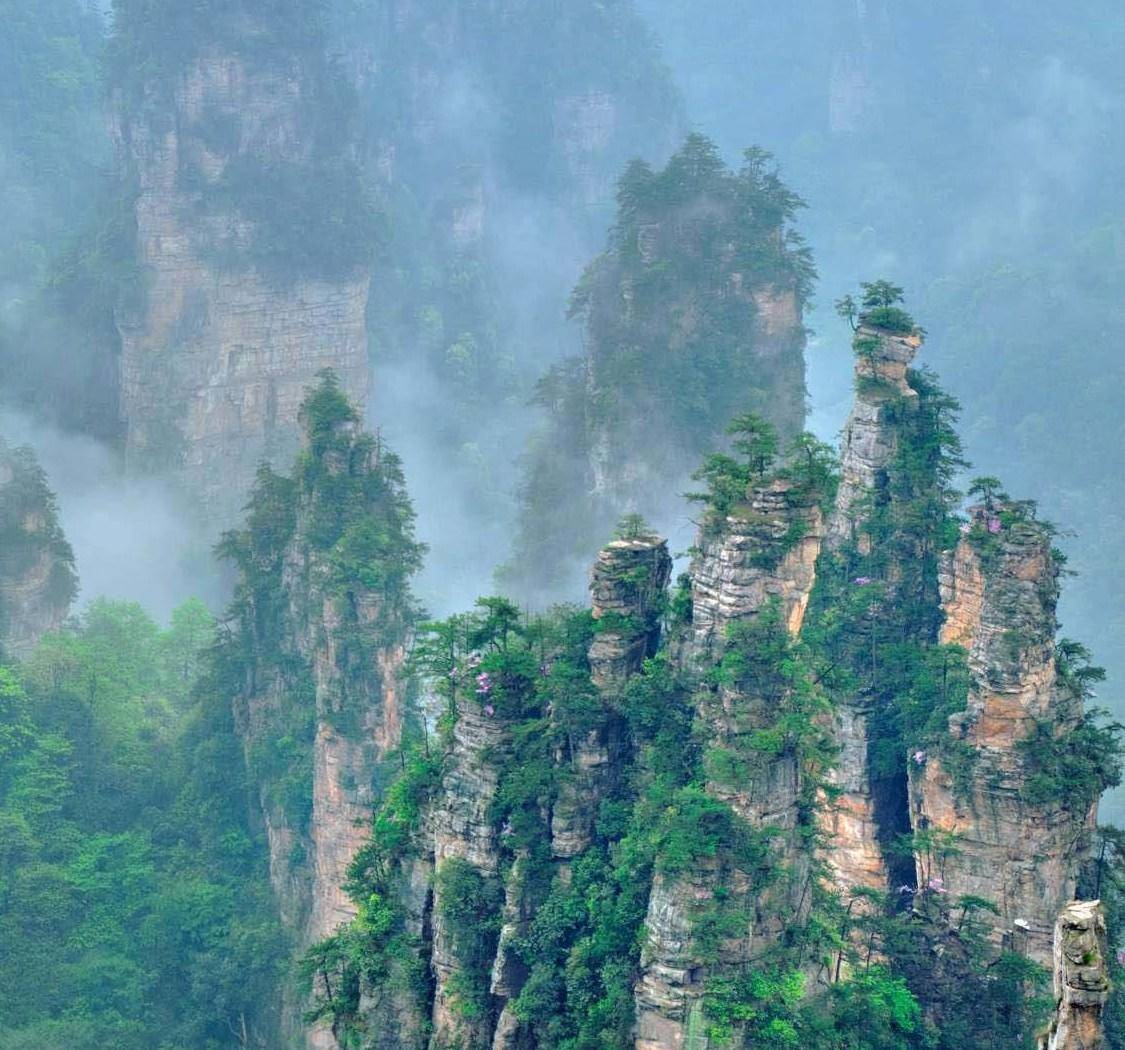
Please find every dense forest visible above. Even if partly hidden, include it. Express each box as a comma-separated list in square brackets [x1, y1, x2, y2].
[1, 3, 1124, 1049]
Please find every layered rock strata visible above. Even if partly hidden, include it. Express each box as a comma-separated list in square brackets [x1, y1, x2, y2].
[428, 696, 511, 1049]
[826, 324, 921, 550]
[0, 441, 76, 660]
[226, 386, 415, 1048]
[551, 536, 672, 860]
[820, 324, 921, 899]
[1039, 900, 1110, 1050]
[635, 483, 824, 1049]
[909, 505, 1094, 960]
[112, 47, 369, 526]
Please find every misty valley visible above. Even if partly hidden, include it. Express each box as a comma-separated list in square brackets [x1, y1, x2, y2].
[2, 3, 1125, 1049]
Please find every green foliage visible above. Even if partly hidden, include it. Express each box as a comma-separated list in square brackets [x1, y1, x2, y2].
[0, 442, 77, 649]
[855, 280, 918, 335]
[688, 414, 838, 532]
[1020, 708, 1123, 807]
[436, 859, 503, 1020]
[0, 601, 286, 1048]
[508, 134, 812, 593]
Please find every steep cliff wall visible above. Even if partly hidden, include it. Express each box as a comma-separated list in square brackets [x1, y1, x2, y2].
[553, 535, 671, 857]
[221, 376, 421, 1046]
[820, 322, 923, 899]
[110, 9, 371, 526]
[0, 441, 76, 660]
[910, 504, 1096, 960]
[635, 478, 825, 1049]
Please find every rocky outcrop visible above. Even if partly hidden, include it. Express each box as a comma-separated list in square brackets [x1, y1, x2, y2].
[551, 536, 671, 860]
[635, 481, 822, 1049]
[827, 323, 920, 550]
[587, 536, 673, 689]
[0, 441, 76, 660]
[685, 477, 823, 663]
[1039, 901, 1110, 1050]
[225, 379, 418, 1048]
[428, 697, 510, 1048]
[112, 45, 369, 527]
[909, 505, 1095, 960]
[506, 135, 810, 600]
[820, 323, 922, 900]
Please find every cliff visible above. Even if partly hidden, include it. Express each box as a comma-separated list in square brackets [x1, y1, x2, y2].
[110, 8, 371, 526]
[0, 440, 76, 660]
[636, 475, 826, 1048]
[220, 375, 422, 1046]
[820, 320, 924, 899]
[910, 503, 1096, 960]
[294, 291, 1121, 1049]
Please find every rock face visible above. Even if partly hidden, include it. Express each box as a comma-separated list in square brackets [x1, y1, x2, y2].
[0, 441, 76, 660]
[909, 505, 1094, 960]
[588, 537, 674, 688]
[112, 45, 369, 527]
[1039, 901, 1110, 1050]
[552, 536, 672, 860]
[635, 483, 823, 1049]
[820, 324, 922, 898]
[428, 695, 510, 1049]
[686, 478, 823, 661]
[225, 380, 418, 1048]
[827, 324, 920, 550]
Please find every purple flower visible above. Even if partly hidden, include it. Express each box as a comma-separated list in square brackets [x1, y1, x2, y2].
[853, 576, 873, 586]
[959, 521, 972, 535]
[913, 750, 927, 766]
[475, 672, 493, 695]
[1116, 948, 1125, 967]
[927, 877, 946, 895]
[484, 703, 495, 717]
[988, 517, 1002, 534]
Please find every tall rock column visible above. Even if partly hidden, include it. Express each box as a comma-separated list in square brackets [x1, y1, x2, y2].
[111, 27, 370, 526]
[820, 323, 922, 898]
[428, 692, 510, 1050]
[635, 479, 824, 1050]
[909, 504, 1095, 960]
[549, 535, 673, 859]
[223, 377, 420, 1047]
[0, 441, 76, 660]
[1039, 900, 1110, 1050]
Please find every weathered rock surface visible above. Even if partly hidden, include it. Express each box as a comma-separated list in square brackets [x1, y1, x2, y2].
[635, 485, 821, 1048]
[1039, 900, 1110, 1050]
[112, 48, 369, 526]
[588, 537, 673, 688]
[429, 697, 509, 1048]
[686, 478, 823, 663]
[821, 324, 921, 900]
[0, 441, 76, 660]
[910, 506, 1094, 960]
[229, 401, 413, 1049]
[827, 324, 920, 550]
